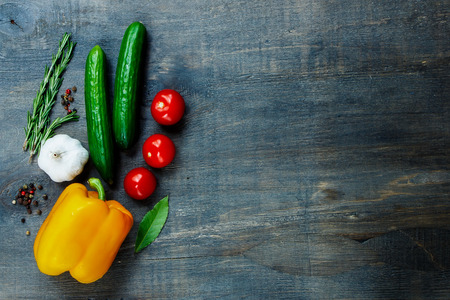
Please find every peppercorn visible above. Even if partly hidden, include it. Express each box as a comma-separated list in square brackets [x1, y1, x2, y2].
[12, 199, 16, 205]
[36, 209, 42, 215]
[33, 200, 38, 206]
[64, 105, 68, 110]
[21, 191, 26, 196]
[68, 96, 74, 102]
[43, 194, 48, 200]
[27, 208, 32, 214]
[18, 198, 23, 205]
[26, 230, 30, 236]
[21, 218, 25, 223]
[23, 184, 28, 190]
[66, 89, 71, 95]
[38, 185, 43, 190]
[67, 109, 72, 114]
[72, 86, 77, 92]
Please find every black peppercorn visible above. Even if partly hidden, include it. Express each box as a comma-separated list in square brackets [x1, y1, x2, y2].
[27, 208, 32, 214]
[33, 200, 38, 207]
[36, 209, 42, 215]
[43, 194, 48, 200]
[21, 218, 25, 223]
[72, 86, 77, 92]
[37, 185, 43, 190]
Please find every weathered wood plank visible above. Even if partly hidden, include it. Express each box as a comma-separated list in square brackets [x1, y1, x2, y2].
[0, 0, 449, 298]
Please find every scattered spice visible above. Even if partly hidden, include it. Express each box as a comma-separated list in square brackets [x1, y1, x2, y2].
[61, 87, 77, 115]
[26, 230, 30, 236]
[13, 182, 47, 220]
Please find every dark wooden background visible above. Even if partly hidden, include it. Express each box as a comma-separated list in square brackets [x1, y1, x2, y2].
[1, 0, 449, 299]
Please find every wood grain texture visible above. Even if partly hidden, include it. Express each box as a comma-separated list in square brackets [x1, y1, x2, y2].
[0, 0, 449, 299]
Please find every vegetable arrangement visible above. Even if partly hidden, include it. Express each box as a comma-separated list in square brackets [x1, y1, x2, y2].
[26, 21, 186, 284]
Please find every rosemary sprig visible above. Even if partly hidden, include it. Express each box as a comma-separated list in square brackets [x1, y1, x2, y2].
[23, 33, 71, 151]
[23, 33, 77, 162]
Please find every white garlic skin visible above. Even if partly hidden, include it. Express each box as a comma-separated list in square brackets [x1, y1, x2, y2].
[38, 134, 89, 182]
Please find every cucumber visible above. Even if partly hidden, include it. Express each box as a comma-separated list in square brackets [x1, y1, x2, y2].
[85, 45, 114, 185]
[113, 22, 146, 149]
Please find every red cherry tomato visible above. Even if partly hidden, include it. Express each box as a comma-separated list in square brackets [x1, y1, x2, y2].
[123, 167, 157, 200]
[142, 134, 176, 168]
[151, 89, 185, 125]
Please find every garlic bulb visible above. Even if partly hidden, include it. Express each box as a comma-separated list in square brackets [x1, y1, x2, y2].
[38, 134, 89, 182]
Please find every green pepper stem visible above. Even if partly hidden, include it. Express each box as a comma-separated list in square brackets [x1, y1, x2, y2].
[87, 178, 106, 201]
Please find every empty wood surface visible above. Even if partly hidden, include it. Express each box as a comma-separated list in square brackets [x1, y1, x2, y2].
[0, 0, 449, 299]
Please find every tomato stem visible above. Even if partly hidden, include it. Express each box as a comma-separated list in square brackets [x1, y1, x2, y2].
[87, 178, 106, 201]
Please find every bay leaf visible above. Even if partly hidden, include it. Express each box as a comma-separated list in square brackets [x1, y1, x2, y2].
[135, 196, 169, 253]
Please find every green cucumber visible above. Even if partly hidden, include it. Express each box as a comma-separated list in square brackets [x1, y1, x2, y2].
[85, 45, 114, 185]
[113, 22, 146, 149]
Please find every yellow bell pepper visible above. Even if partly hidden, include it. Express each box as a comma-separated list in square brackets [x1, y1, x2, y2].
[33, 178, 133, 284]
